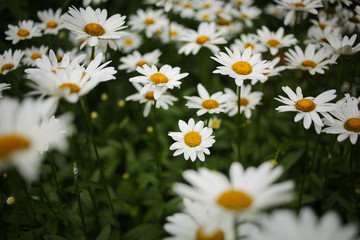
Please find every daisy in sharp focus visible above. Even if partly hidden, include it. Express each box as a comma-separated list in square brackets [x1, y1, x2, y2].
[0, 97, 71, 181]
[61, 6, 127, 49]
[275, 86, 337, 133]
[256, 26, 297, 55]
[118, 49, 161, 73]
[22, 46, 49, 66]
[129, 64, 188, 100]
[248, 208, 357, 240]
[323, 94, 360, 144]
[285, 44, 336, 75]
[126, 82, 178, 117]
[5, 20, 42, 44]
[164, 198, 235, 240]
[173, 161, 294, 215]
[178, 22, 227, 55]
[37, 8, 63, 35]
[224, 85, 263, 118]
[168, 118, 215, 162]
[0, 49, 24, 75]
[0, 83, 11, 98]
[211, 47, 270, 86]
[184, 83, 230, 116]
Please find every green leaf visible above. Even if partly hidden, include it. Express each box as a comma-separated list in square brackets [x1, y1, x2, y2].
[96, 224, 111, 240]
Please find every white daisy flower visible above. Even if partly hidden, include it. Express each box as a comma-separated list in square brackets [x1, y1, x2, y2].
[275, 0, 323, 26]
[195, 9, 217, 22]
[126, 82, 178, 117]
[264, 4, 286, 20]
[309, 11, 338, 32]
[339, 7, 360, 33]
[256, 26, 297, 55]
[83, 0, 108, 6]
[173, 0, 196, 19]
[168, 118, 215, 162]
[149, 0, 176, 12]
[215, 17, 243, 40]
[0, 83, 11, 98]
[323, 33, 360, 57]
[173, 161, 294, 215]
[285, 44, 336, 75]
[129, 64, 188, 100]
[0, 49, 24, 75]
[224, 85, 263, 118]
[184, 83, 230, 116]
[323, 94, 360, 144]
[22, 45, 49, 66]
[128, 8, 168, 38]
[61, 6, 127, 49]
[305, 26, 341, 47]
[5, 20, 42, 44]
[164, 198, 235, 240]
[0, 97, 71, 181]
[118, 49, 161, 73]
[232, 6, 261, 28]
[178, 22, 227, 55]
[118, 32, 142, 53]
[230, 34, 267, 54]
[208, 117, 222, 129]
[264, 57, 287, 77]
[37, 8, 63, 35]
[160, 22, 187, 43]
[231, 0, 254, 7]
[194, 0, 224, 12]
[275, 86, 337, 133]
[211, 47, 270, 86]
[249, 208, 357, 240]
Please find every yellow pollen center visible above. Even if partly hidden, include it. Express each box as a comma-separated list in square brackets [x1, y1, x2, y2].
[211, 121, 220, 129]
[202, 14, 209, 19]
[196, 228, 225, 240]
[204, 4, 211, 8]
[349, 16, 359, 23]
[56, 55, 63, 62]
[301, 60, 317, 68]
[295, 99, 316, 112]
[1, 63, 15, 72]
[145, 91, 155, 100]
[46, 21, 58, 28]
[202, 99, 220, 109]
[344, 118, 360, 133]
[232, 61, 252, 75]
[217, 190, 253, 210]
[184, 131, 201, 147]
[0, 134, 30, 159]
[241, 13, 248, 19]
[237, 98, 249, 106]
[124, 38, 133, 45]
[136, 60, 147, 67]
[244, 43, 254, 49]
[267, 39, 280, 48]
[17, 29, 30, 37]
[31, 53, 42, 60]
[184, 3, 192, 8]
[294, 2, 305, 7]
[58, 83, 81, 93]
[83, 23, 105, 36]
[196, 36, 210, 44]
[216, 18, 230, 25]
[144, 18, 155, 25]
[318, 23, 326, 29]
[150, 73, 168, 84]
[236, 1, 243, 6]
[170, 30, 178, 36]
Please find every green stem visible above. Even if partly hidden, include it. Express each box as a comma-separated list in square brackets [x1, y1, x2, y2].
[20, 178, 38, 239]
[152, 100, 162, 179]
[322, 136, 336, 199]
[336, 57, 345, 93]
[237, 86, 242, 162]
[49, 157, 61, 201]
[298, 128, 309, 211]
[90, 46, 95, 61]
[349, 143, 360, 220]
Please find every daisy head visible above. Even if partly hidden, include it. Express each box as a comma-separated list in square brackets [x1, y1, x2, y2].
[173, 161, 294, 215]
[184, 83, 230, 116]
[61, 6, 127, 49]
[275, 86, 337, 133]
[324, 33, 360, 57]
[118, 32, 142, 53]
[0, 49, 24, 75]
[168, 118, 215, 162]
[5, 20, 42, 44]
[230, 34, 267, 54]
[22, 45, 49, 67]
[208, 117, 222, 129]
[212, 47, 270, 86]
[37, 8, 63, 35]
[129, 64, 188, 100]
[118, 49, 161, 73]
[256, 26, 297, 55]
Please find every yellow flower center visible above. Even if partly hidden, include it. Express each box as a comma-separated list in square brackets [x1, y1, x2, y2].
[211, 120, 221, 129]
[295, 99, 316, 112]
[184, 3, 192, 8]
[196, 228, 225, 240]
[150, 73, 168, 84]
[237, 98, 249, 106]
[31, 53, 42, 60]
[202, 14, 209, 20]
[145, 91, 155, 100]
[1, 63, 15, 72]
[17, 29, 30, 37]
[267, 39, 280, 48]
[0, 134, 30, 159]
[241, 13, 248, 19]
[232, 61, 252, 75]
[170, 30, 178, 36]
[204, 4, 211, 8]
[196, 36, 210, 44]
[136, 60, 147, 67]
[124, 38, 133, 45]
[58, 83, 81, 93]
[56, 55, 63, 62]
[202, 99, 220, 109]
[318, 23, 327, 30]
[349, 16, 360, 23]
[144, 18, 155, 25]
[301, 60, 317, 68]
[236, 1, 243, 6]
[83, 23, 105, 36]
[294, 2, 305, 7]
[217, 190, 253, 210]
[344, 118, 360, 133]
[216, 18, 230, 26]
[46, 21, 58, 28]
[184, 131, 201, 147]
[244, 43, 254, 49]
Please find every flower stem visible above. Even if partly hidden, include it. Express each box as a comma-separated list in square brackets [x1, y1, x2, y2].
[336, 57, 345, 93]
[237, 86, 242, 162]
[298, 128, 310, 211]
[49, 156, 61, 201]
[152, 100, 162, 180]
[322, 136, 336, 199]
[90, 46, 95, 61]
[349, 143, 360, 221]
